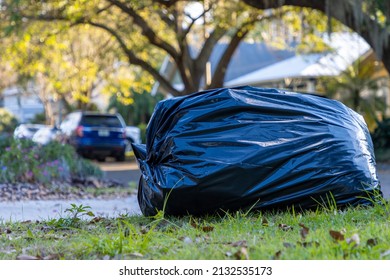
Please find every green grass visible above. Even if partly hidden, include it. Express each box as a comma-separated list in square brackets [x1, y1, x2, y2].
[1, 200, 389, 260]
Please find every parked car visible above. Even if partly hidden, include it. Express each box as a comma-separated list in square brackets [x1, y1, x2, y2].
[14, 124, 47, 140]
[124, 126, 142, 152]
[59, 112, 127, 162]
[32, 126, 60, 145]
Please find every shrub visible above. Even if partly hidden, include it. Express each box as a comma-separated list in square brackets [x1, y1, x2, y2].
[0, 108, 18, 134]
[138, 122, 147, 144]
[0, 138, 102, 183]
[371, 118, 390, 162]
[0, 134, 13, 151]
[371, 118, 390, 150]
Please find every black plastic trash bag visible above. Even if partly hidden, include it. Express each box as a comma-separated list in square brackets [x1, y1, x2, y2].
[132, 86, 382, 216]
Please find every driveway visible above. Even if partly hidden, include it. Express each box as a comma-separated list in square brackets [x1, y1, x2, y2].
[1, 160, 389, 222]
[99, 160, 141, 184]
[376, 164, 390, 198]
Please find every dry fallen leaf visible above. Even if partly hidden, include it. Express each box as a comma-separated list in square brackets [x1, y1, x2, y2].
[16, 255, 41, 260]
[225, 251, 233, 257]
[366, 238, 378, 247]
[283, 242, 295, 248]
[299, 223, 309, 240]
[43, 254, 61, 260]
[182, 236, 193, 244]
[329, 230, 345, 241]
[279, 224, 293, 231]
[190, 222, 214, 232]
[89, 217, 104, 224]
[274, 250, 282, 260]
[234, 247, 249, 260]
[195, 237, 203, 243]
[139, 227, 147, 234]
[229, 240, 247, 247]
[297, 241, 320, 248]
[201, 226, 214, 232]
[346, 233, 360, 246]
[129, 253, 144, 258]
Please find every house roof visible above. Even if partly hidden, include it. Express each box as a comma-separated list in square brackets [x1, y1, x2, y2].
[226, 32, 370, 86]
[153, 32, 371, 95]
[209, 42, 295, 83]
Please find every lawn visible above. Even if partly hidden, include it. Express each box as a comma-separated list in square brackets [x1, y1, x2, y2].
[1, 199, 389, 260]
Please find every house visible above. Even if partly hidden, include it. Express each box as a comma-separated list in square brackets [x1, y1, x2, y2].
[1, 86, 44, 123]
[152, 32, 373, 95]
[1, 83, 109, 125]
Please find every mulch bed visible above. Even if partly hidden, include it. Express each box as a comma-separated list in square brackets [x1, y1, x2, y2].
[0, 177, 133, 202]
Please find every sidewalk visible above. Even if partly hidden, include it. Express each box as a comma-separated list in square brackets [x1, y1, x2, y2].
[0, 195, 141, 223]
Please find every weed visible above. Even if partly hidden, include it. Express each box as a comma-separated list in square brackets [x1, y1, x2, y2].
[46, 204, 95, 229]
[65, 204, 95, 220]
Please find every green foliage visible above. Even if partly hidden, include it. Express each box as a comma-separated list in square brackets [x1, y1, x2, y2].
[0, 0, 270, 96]
[45, 204, 95, 229]
[0, 134, 13, 151]
[372, 118, 390, 150]
[1, 0, 358, 101]
[318, 59, 388, 131]
[1, 20, 124, 120]
[371, 118, 390, 161]
[29, 112, 46, 124]
[107, 87, 163, 126]
[0, 139, 102, 183]
[138, 123, 148, 144]
[0, 108, 18, 134]
[249, 7, 342, 54]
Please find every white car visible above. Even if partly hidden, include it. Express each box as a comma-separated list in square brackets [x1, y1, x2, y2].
[125, 126, 142, 152]
[32, 126, 59, 145]
[14, 124, 47, 140]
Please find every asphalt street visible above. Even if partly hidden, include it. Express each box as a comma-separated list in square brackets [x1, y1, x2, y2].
[99, 160, 141, 185]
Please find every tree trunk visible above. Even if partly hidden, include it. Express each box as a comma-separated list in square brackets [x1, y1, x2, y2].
[353, 89, 360, 112]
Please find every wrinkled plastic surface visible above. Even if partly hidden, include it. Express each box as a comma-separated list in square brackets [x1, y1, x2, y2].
[133, 86, 382, 216]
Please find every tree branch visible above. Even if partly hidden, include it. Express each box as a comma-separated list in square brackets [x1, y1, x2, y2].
[210, 11, 281, 88]
[182, 6, 212, 39]
[88, 20, 182, 96]
[156, 9, 175, 27]
[195, 25, 227, 70]
[242, 0, 390, 72]
[209, 27, 251, 89]
[152, 0, 178, 7]
[106, 0, 179, 60]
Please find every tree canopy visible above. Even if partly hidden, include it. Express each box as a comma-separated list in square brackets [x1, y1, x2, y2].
[242, 0, 390, 74]
[2, 0, 388, 103]
[157, 0, 390, 74]
[0, 0, 304, 97]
